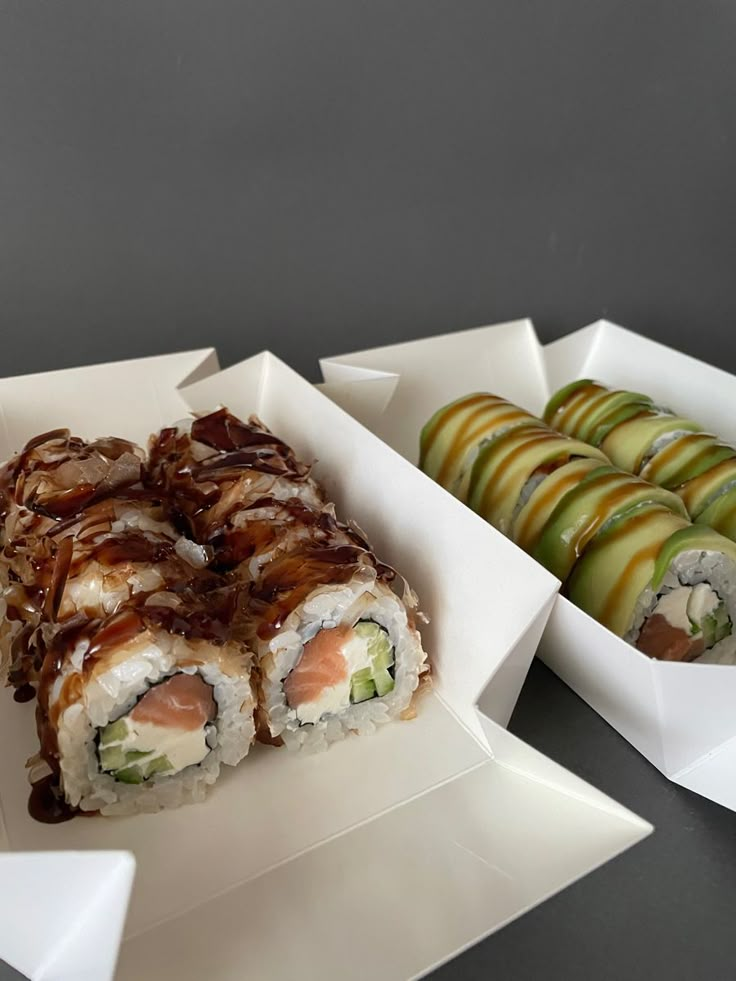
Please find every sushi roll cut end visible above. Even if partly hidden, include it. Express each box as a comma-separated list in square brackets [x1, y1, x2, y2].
[634, 581, 732, 662]
[97, 672, 218, 785]
[283, 621, 396, 725]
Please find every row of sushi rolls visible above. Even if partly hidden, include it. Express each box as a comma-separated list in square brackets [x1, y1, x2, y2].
[0, 409, 429, 821]
[5, 375, 736, 824]
[422, 381, 736, 669]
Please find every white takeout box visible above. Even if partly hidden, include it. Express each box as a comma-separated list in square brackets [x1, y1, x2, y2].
[321, 318, 736, 813]
[0, 349, 649, 981]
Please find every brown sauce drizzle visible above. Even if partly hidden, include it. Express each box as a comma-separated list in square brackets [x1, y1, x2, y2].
[4, 407, 410, 822]
[43, 535, 74, 620]
[478, 431, 558, 515]
[419, 394, 496, 465]
[571, 389, 615, 434]
[84, 609, 147, 663]
[593, 511, 670, 626]
[643, 432, 709, 478]
[436, 404, 531, 487]
[596, 407, 653, 446]
[551, 383, 602, 431]
[516, 462, 594, 544]
[661, 440, 734, 486]
[192, 409, 289, 452]
[28, 773, 77, 824]
[250, 545, 374, 640]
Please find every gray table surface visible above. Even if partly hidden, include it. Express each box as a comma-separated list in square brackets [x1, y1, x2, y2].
[2, 2, 736, 978]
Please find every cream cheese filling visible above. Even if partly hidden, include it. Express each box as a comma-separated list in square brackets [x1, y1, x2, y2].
[294, 630, 379, 726]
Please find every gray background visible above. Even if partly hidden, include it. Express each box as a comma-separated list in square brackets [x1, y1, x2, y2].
[1, 1, 735, 978]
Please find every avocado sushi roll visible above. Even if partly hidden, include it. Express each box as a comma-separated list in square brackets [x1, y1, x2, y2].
[420, 391, 736, 665]
[511, 457, 604, 553]
[677, 457, 736, 519]
[544, 380, 736, 542]
[544, 380, 704, 474]
[466, 423, 607, 534]
[567, 504, 736, 663]
[533, 466, 687, 582]
[599, 412, 703, 475]
[419, 393, 539, 501]
[543, 380, 655, 445]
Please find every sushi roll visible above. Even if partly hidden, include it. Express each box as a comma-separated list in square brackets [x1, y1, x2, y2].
[638, 432, 736, 490]
[151, 409, 430, 752]
[420, 392, 736, 665]
[567, 504, 736, 664]
[543, 380, 655, 447]
[0, 427, 256, 820]
[598, 414, 703, 476]
[465, 423, 607, 534]
[147, 408, 325, 545]
[544, 381, 703, 475]
[4, 506, 215, 695]
[0, 430, 210, 693]
[545, 381, 705, 473]
[0, 429, 146, 534]
[0, 429, 147, 689]
[207, 496, 371, 581]
[674, 458, 736, 520]
[250, 542, 426, 751]
[419, 393, 539, 501]
[511, 457, 605, 554]
[532, 465, 687, 581]
[543, 380, 736, 542]
[33, 594, 256, 820]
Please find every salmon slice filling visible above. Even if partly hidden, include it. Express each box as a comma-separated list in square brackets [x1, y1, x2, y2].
[636, 583, 732, 662]
[284, 621, 395, 726]
[97, 673, 217, 783]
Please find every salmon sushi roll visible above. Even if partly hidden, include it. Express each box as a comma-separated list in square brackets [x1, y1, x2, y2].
[0, 429, 210, 692]
[33, 594, 256, 820]
[203, 497, 368, 582]
[151, 409, 429, 751]
[147, 409, 326, 544]
[250, 541, 426, 751]
[0, 426, 256, 820]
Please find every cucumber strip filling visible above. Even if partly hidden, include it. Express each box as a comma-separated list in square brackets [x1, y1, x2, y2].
[98, 672, 217, 783]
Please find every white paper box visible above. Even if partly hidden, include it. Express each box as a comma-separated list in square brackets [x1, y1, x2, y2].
[321, 318, 736, 812]
[0, 349, 649, 981]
